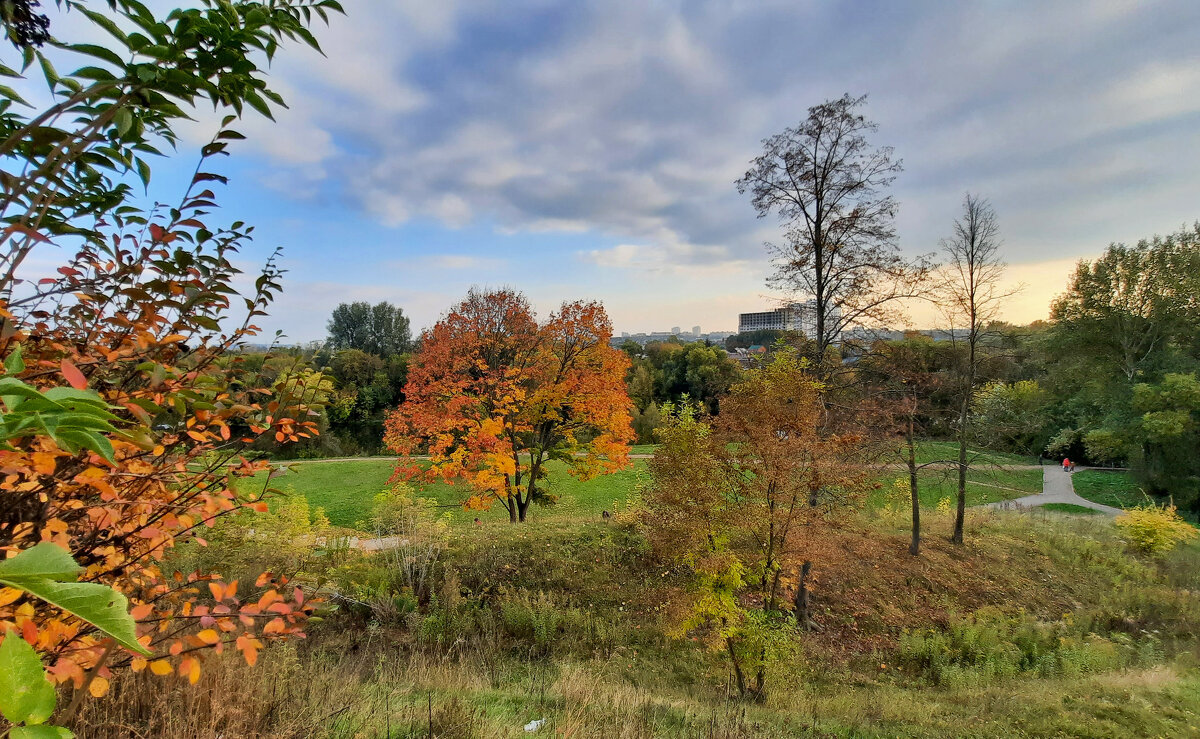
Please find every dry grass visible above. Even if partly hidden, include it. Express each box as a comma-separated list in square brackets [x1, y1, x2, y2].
[66, 510, 1200, 738]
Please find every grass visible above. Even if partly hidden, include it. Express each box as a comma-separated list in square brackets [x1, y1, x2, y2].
[1073, 469, 1148, 509]
[868, 466, 1042, 510]
[257, 456, 1042, 530]
[912, 440, 1038, 466]
[1042, 502, 1103, 515]
[81, 512, 1200, 738]
[245, 458, 649, 529]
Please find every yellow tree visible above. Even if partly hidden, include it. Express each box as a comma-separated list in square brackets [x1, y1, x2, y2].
[385, 289, 634, 522]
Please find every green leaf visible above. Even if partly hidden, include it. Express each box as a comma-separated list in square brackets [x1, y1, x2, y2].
[0, 85, 32, 106]
[41, 387, 110, 408]
[0, 579, 147, 655]
[0, 545, 149, 655]
[5, 345, 24, 374]
[36, 53, 58, 88]
[0, 543, 82, 581]
[115, 108, 133, 137]
[136, 158, 151, 188]
[68, 43, 127, 68]
[80, 9, 130, 46]
[11, 725, 74, 738]
[0, 629, 56, 725]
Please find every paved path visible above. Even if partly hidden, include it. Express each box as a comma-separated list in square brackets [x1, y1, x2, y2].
[984, 465, 1122, 515]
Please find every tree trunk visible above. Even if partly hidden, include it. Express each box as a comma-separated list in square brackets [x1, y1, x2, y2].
[507, 493, 517, 524]
[725, 636, 748, 699]
[907, 419, 920, 556]
[794, 560, 818, 630]
[952, 397, 968, 545]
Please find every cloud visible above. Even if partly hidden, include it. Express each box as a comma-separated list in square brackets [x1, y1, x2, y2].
[158, 0, 1200, 343]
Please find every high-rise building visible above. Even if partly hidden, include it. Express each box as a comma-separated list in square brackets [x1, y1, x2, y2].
[670, 326, 681, 335]
[692, 325, 701, 337]
[737, 300, 841, 342]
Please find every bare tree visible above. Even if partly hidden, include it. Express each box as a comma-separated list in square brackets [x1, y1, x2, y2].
[939, 194, 1015, 545]
[737, 94, 931, 365]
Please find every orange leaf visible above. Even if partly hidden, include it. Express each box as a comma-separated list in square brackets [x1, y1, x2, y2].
[61, 358, 87, 390]
[89, 676, 110, 697]
[197, 629, 220, 645]
[180, 656, 201, 684]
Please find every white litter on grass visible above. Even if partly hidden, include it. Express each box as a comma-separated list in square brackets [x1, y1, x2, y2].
[524, 718, 546, 732]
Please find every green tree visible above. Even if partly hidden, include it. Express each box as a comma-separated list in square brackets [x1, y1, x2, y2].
[326, 301, 412, 356]
[657, 342, 739, 414]
[972, 380, 1049, 454]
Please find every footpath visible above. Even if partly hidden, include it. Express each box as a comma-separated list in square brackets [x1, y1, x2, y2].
[984, 465, 1122, 516]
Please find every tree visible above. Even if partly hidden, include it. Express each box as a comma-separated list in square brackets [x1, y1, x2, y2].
[0, 0, 338, 706]
[736, 94, 931, 364]
[645, 351, 867, 700]
[857, 337, 948, 555]
[656, 342, 739, 415]
[939, 194, 1012, 545]
[385, 288, 634, 523]
[326, 301, 411, 356]
[972, 380, 1049, 454]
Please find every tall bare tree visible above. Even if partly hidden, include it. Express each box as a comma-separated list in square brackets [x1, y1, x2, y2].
[737, 94, 931, 365]
[939, 194, 1014, 545]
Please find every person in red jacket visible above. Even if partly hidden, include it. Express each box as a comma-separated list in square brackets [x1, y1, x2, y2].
[1062, 457, 1071, 473]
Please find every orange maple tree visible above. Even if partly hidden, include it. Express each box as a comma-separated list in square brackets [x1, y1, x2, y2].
[384, 288, 634, 522]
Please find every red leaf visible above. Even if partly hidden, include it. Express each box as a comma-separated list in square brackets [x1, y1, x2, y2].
[148, 224, 165, 242]
[61, 359, 87, 390]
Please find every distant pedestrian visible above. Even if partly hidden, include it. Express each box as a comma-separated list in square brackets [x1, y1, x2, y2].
[473, 517, 481, 525]
[1062, 458, 1070, 473]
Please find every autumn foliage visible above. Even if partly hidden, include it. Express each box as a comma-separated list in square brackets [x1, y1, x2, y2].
[385, 288, 634, 522]
[644, 350, 869, 700]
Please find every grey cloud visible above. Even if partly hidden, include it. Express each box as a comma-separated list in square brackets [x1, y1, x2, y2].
[251, 0, 1200, 269]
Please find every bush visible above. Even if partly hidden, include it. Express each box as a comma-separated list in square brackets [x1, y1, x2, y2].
[897, 607, 1140, 687]
[1114, 502, 1198, 555]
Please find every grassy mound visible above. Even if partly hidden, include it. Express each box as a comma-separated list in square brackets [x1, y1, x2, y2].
[78, 506, 1200, 738]
[1073, 469, 1148, 509]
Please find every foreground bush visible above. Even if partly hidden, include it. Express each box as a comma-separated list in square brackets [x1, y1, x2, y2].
[1114, 502, 1198, 555]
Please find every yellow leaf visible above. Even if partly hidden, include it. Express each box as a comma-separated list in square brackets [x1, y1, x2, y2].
[0, 587, 22, 607]
[150, 659, 172, 676]
[197, 629, 220, 645]
[89, 676, 110, 697]
[184, 657, 201, 684]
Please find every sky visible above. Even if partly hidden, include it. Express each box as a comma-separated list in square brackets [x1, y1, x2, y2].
[21, 1, 1200, 341]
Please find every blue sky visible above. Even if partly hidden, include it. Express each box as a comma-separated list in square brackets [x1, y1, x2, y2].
[20, 1, 1200, 341]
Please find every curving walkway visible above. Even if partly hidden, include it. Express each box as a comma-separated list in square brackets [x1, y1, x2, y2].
[984, 465, 1122, 515]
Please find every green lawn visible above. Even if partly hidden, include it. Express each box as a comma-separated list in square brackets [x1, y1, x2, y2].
[912, 440, 1037, 466]
[1072, 469, 1148, 509]
[868, 467, 1042, 509]
[243, 458, 648, 529]
[1042, 503, 1103, 515]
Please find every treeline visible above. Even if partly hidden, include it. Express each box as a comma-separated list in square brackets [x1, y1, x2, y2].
[853, 224, 1200, 510]
[255, 223, 1200, 511]
[617, 339, 740, 442]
